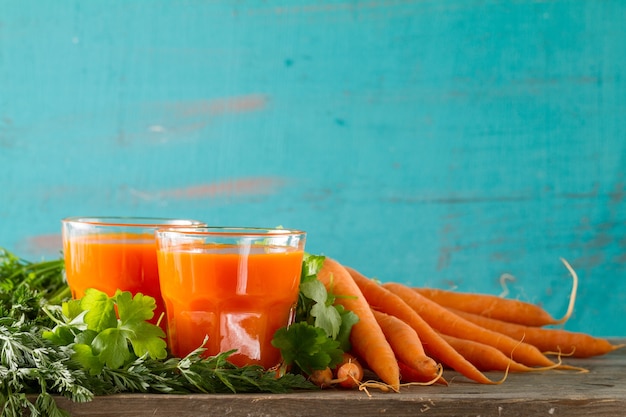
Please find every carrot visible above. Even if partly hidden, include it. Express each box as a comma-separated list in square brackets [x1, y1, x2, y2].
[308, 367, 334, 389]
[372, 309, 441, 383]
[344, 266, 499, 384]
[398, 361, 448, 385]
[413, 287, 559, 326]
[335, 357, 364, 389]
[413, 258, 578, 327]
[439, 334, 555, 372]
[449, 308, 625, 358]
[383, 282, 572, 369]
[316, 257, 400, 391]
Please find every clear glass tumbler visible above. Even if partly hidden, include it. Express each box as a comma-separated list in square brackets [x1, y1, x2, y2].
[61, 216, 206, 331]
[155, 227, 306, 368]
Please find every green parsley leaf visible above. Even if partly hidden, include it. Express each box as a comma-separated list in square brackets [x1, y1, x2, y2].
[334, 304, 359, 352]
[81, 289, 117, 331]
[45, 289, 168, 373]
[310, 301, 342, 338]
[301, 253, 325, 277]
[272, 322, 343, 374]
[116, 290, 157, 323]
[273, 252, 360, 375]
[122, 319, 167, 360]
[300, 279, 327, 305]
[92, 327, 132, 369]
[72, 343, 104, 375]
[62, 299, 85, 322]
[115, 290, 167, 359]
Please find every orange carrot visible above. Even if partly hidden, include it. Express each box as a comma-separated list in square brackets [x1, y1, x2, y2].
[335, 357, 364, 389]
[413, 287, 559, 326]
[317, 258, 400, 391]
[383, 282, 569, 369]
[372, 309, 441, 383]
[439, 334, 548, 372]
[344, 266, 498, 384]
[308, 367, 334, 389]
[398, 361, 448, 385]
[413, 258, 579, 327]
[449, 308, 625, 358]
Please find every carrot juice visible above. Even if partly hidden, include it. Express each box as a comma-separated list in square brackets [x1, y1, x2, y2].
[63, 233, 165, 325]
[61, 217, 206, 333]
[156, 228, 306, 369]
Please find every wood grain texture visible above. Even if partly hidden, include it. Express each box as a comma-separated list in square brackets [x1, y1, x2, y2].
[51, 341, 626, 416]
[1, 1, 625, 336]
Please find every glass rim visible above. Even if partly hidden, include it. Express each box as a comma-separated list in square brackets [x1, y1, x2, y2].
[156, 226, 306, 237]
[61, 216, 206, 228]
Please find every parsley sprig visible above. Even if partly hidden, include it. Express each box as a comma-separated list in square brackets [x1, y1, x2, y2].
[43, 289, 169, 375]
[271, 253, 359, 375]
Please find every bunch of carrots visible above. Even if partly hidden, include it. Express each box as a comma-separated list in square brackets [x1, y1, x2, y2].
[313, 257, 624, 392]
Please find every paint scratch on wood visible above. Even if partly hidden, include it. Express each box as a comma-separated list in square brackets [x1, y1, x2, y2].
[17, 234, 62, 256]
[139, 94, 269, 143]
[141, 177, 286, 201]
[166, 95, 268, 118]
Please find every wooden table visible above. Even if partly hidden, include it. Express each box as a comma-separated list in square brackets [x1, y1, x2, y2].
[55, 340, 626, 417]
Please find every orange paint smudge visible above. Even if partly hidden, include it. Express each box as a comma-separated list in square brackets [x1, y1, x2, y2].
[139, 94, 269, 143]
[159, 177, 286, 200]
[173, 94, 268, 118]
[210, 95, 268, 114]
[17, 234, 63, 256]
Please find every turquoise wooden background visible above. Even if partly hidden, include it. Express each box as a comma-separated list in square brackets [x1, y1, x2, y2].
[1, 1, 624, 337]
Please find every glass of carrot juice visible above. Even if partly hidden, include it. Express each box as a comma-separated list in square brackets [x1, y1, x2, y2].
[155, 227, 306, 368]
[61, 216, 206, 332]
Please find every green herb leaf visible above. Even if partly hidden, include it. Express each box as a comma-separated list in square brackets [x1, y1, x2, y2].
[122, 320, 168, 360]
[116, 290, 157, 323]
[72, 343, 104, 375]
[300, 279, 327, 305]
[301, 253, 325, 277]
[62, 299, 85, 322]
[52, 289, 169, 370]
[81, 289, 118, 331]
[272, 322, 343, 374]
[310, 301, 342, 338]
[274, 252, 360, 374]
[334, 304, 359, 352]
[115, 290, 167, 359]
[92, 327, 132, 369]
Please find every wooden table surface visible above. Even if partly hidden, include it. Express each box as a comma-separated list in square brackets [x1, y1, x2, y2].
[54, 339, 626, 417]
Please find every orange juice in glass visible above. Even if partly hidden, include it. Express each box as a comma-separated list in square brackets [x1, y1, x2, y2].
[61, 217, 205, 332]
[155, 227, 306, 368]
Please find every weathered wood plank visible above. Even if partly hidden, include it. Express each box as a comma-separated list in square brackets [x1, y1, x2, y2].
[53, 340, 626, 417]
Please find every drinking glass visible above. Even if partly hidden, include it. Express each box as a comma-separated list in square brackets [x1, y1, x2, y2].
[155, 227, 306, 368]
[61, 216, 206, 331]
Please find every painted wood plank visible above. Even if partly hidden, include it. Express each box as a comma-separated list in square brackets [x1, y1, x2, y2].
[0, 0, 625, 336]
